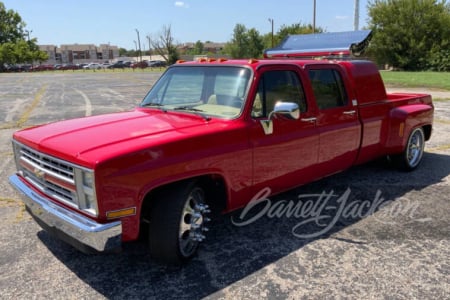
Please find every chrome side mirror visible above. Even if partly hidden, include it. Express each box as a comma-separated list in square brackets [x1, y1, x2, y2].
[270, 101, 300, 120]
[260, 102, 300, 135]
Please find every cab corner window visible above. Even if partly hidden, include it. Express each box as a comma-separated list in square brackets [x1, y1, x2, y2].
[251, 70, 307, 118]
[308, 69, 348, 110]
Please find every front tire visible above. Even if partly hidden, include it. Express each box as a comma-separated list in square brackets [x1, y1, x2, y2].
[148, 181, 210, 264]
[392, 127, 425, 171]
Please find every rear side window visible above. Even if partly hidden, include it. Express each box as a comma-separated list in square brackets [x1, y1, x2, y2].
[308, 69, 348, 110]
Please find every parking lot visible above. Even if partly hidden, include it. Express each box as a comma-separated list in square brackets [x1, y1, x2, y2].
[0, 71, 449, 299]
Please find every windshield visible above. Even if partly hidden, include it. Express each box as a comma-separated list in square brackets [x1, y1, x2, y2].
[140, 66, 252, 119]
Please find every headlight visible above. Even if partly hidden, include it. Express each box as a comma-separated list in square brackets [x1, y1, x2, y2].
[75, 168, 98, 216]
[82, 171, 94, 187]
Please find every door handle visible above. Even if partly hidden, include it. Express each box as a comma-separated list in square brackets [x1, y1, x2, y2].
[343, 110, 356, 115]
[301, 117, 317, 123]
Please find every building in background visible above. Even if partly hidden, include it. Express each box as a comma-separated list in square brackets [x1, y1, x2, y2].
[177, 42, 225, 55]
[39, 44, 120, 64]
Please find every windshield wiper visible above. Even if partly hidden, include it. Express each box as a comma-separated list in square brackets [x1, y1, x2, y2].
[141, 102, 164, 107]
[172, 106, 210, 120]
[173, 106, 204, 112]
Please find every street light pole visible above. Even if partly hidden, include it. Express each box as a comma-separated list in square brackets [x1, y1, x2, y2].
[25, 30, 33, 66]
[268, 18, 274, 48]
[135, 29, 142, 62]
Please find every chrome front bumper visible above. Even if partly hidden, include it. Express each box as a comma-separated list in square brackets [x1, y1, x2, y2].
[9, 174, 122, 253]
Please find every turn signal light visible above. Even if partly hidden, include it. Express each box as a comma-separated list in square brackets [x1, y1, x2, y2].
[106, 207, 136, 219]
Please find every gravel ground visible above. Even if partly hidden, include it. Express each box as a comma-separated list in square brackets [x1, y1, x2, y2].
[0, 71, 449, 299]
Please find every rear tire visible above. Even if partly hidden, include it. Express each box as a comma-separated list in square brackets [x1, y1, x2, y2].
[148, 181, 210, 264]
[391, 127, 425, 171]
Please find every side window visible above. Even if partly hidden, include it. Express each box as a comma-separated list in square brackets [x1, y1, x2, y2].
[308, 69, 348, 110]
[252, 70, 307, 118]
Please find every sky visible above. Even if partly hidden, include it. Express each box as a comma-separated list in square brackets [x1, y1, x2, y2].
[2, 0, 369, 50]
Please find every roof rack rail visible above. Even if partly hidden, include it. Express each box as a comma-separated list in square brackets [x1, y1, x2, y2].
[264, 30, 372, 59]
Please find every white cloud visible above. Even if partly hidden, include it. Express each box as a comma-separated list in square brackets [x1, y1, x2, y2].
[335, 15, 349, 20]
[174, 1, 189, 8]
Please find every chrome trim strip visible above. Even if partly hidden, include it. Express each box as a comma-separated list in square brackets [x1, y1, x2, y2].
[9, 174, 121, 252]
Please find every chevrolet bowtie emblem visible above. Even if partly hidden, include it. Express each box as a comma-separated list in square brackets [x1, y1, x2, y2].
[33, 168, 45, 179]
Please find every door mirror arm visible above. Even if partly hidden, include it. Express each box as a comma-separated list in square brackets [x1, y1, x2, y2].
[260, 101, 300, 135]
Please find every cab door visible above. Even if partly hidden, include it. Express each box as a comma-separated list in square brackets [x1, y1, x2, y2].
[306, 65, 361, 176]
[249, 66, 320, 195]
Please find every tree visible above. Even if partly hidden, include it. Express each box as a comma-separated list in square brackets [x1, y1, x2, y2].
[0, 2, 48, 69]
[193, 40, 204, 55]
[276, 23, 324, 46]
[224, 24, 264, 58]
[0, 2, 25, 44]
[150, 24, 179, 65]
[119, 48, 128, 56]
[261, 22, 324, 50]
[224, 24, 249, 58]
[368, 0, 450, 70]
[247, 28, 264, 58]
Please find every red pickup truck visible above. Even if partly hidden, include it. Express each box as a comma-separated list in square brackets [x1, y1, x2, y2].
[9, 57, 433, 264]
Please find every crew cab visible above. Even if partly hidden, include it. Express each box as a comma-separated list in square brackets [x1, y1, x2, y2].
[9, 33, 433, 264]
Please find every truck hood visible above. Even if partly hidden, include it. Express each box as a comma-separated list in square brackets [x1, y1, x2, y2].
[14, 108, 210, 167]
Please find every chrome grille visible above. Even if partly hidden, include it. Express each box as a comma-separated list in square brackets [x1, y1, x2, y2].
[21, 147, 74, 180]
[15, 143, 78, 208]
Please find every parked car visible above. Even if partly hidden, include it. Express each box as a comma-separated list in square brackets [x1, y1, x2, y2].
[83, 63, 102, 70]
[5, 65, 24, 72]
[31, 64, 54, 71]
[123, 61, 133, 68]
[60, 64, 79, 70]
[148, 60, 166, 67]
[130, 61, 148, 69]
[108, 61, 126, 69]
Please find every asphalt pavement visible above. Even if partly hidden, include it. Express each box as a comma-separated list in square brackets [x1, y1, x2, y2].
[0, 71, 449, 299]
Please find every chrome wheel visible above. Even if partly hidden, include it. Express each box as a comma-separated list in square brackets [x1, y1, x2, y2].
[178, 187, 210, 257]
[148, 181, 212, 264]
[392, 127, 425, 171]
[406, 128, 425, 169]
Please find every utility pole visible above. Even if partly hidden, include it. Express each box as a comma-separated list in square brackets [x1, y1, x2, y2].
[25, 29, 33, 42]
[354, 0, 360, 31]
[268, 18, 274, 48]
[147, 35, 152, 60]
[135, 29, 142, 62]
[313, 0, 316, 33]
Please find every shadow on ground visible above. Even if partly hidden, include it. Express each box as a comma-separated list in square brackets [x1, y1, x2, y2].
[37, 152, 450, 299]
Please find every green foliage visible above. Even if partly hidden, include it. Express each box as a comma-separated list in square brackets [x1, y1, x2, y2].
[246, 28, 264, 58]
[368, 0, 450, 71]
[0, 2, 48, 68]
[167, 45, 180, 64]
[380, 70, 450, 90]
[224, 24, 264, 58]
[225, 22, 321, 58]
[193, 40, 204, 55]
[0, 2, 25, 43]
[224, 24, 250, 58]
[119, 48, 128, 56]
[276, 23, 324, 46]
